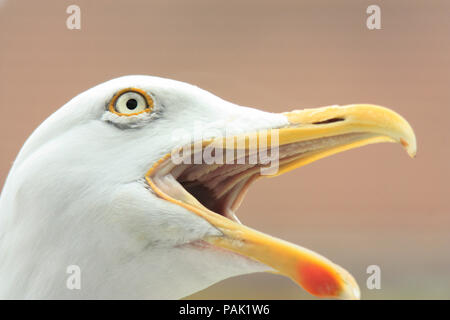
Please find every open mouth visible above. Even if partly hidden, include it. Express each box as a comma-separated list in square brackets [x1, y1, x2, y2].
[145, 104, 416, 300]
[148, 132, 374, 223]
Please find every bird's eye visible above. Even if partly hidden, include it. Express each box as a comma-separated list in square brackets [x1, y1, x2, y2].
[109, 88, 153, 116]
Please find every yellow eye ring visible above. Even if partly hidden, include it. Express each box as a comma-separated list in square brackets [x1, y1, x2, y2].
[108, 88, 154, 116]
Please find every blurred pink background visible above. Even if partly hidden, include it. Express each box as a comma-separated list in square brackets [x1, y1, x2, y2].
[0, 0, 449, 299]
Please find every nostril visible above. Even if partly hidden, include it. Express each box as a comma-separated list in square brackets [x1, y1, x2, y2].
[312, 117, 345, 125]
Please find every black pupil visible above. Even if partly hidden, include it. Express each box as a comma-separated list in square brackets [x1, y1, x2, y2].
[126, 98, 138, 110]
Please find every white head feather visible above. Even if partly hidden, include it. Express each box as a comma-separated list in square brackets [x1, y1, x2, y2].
[0, 76, 288, 299]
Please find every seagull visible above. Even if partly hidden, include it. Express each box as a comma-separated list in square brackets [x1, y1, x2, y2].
[0, 75, 416, 299]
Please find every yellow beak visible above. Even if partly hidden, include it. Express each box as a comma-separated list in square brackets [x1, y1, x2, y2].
[146, 104, 416, 300]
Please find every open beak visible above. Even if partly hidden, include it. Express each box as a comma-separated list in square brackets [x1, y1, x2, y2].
[145, 104, 416, 300]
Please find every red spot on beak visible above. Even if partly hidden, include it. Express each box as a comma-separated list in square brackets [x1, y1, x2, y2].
[297, 262, 340, 298]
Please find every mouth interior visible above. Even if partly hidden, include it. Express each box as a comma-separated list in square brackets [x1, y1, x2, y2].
[149, 132, 373, 223]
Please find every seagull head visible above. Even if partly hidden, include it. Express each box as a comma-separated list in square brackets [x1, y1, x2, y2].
[0, 75, 416, 299]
